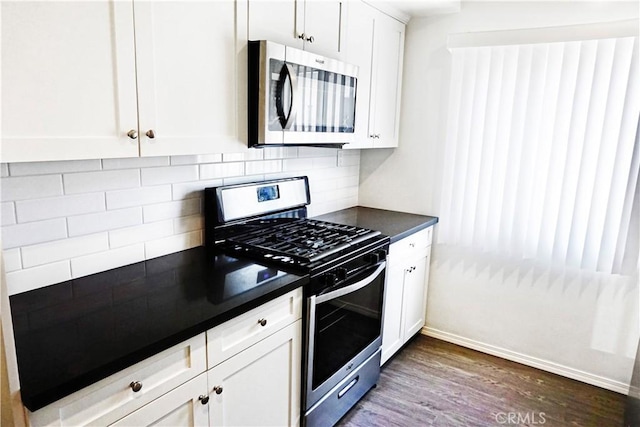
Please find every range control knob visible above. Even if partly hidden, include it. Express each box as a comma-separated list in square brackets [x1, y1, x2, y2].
[323, 273, 338, 286]
[336, 267, 348, 281]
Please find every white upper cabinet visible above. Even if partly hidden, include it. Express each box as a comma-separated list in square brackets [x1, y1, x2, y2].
[134, 1, 246, 157]
[1, 0, 245, 163]
[344, 1, 405, 149]
[1, 1, 139, 162]
[369, 11, 405, 148]
[248, 0, 344, 59]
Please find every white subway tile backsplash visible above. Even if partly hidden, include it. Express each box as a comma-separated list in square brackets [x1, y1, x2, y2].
[109, 220, 174, 248]
[170, 154, 222, 165]
[172, 179, 223, 200]
[3, 249, 22, 272]
[2, 218, 67, 249]
[141, 165, 199, 186]
[143, 199, 201, 223]
[337, 150, 361, 167]
[222, 175, 266, 186]
[1, 202, 16, 226]
[174, 214, 203, 234]
[9, 160, 102, 176]
[102, 157, 169, 170]
[245, 160, 282, 175]
[21, 233, 109, 268]
[145, 230, 202, 259]
[312, 156, 338, 169]
[6, 261, 71, 295]
[200, 162, 245, 179]
[1, 175, 63, 202]
[63, 169, 140, 194]
[16, 193, 105, 223]
[70, 244, 145, 279]
[297, 147, 338, 157]
[106, 185, 172, 210]
[67, 207, 143, 237]
[223, 150, 264, 162]
[1, 149, 360, 294]
[263, 147, 299, 159]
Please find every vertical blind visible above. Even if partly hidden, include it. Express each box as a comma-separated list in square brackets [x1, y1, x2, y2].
[438, 36, 639, 275]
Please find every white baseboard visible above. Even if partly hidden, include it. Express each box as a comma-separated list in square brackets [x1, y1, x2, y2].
[421, 326, 630, 395]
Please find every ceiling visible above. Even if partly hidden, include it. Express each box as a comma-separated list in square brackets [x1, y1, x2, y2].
[374, 0, 462, 19]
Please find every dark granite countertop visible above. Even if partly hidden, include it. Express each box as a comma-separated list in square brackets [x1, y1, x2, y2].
[10, 247, 307, 412]
[314, 206, 438, 243]
[10, 206, 436, 413]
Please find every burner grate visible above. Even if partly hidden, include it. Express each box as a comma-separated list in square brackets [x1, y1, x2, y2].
[226, 219, 380, 265]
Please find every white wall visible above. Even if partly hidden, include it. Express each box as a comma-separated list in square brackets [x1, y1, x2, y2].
[359, 1, 640, 392]
[1, 148, 360, 295]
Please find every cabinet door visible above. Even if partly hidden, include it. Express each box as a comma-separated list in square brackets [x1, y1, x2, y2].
[343, 0, 374, 149]
[301, 0, 344, 58]
[369, 12, 405, 148]
[247, 0, 303, 49]
[381, 256, 405, 365]
[1, 0, 139, 162]
[110, 374, 209, 427]
[208, 321, 301, 427]
[134, 0, 246, 156]
[402, 247, 431, 338]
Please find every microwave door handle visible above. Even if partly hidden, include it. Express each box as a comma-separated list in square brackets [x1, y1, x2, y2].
[315, 261, 386, 304]
[277, 63, 298, 130]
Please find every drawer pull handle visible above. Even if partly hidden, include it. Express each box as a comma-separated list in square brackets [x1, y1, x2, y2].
[199, 395, 209, 405]
[145, 129, 155, 139]
[129, 381, 143, 392]
[409, 243, 415, 247]
[258, 318, 267, 327]
[127, 130, 138, 140]
[213, 386, 223, 395]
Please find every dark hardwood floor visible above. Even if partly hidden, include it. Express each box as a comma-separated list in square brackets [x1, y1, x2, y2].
[338, 336, 626, 427]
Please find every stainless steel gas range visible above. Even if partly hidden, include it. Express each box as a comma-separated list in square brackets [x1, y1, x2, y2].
[205, 176, 388, 427]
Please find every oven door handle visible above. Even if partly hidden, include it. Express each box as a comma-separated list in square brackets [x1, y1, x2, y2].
[315, 261, 386, 304]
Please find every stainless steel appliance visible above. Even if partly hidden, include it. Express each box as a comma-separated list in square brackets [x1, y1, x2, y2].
[248, 40, 358, 148]
[205, 176, 388, 427]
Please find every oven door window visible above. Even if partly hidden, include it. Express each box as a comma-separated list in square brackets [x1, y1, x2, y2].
[311, 265, 384, 390]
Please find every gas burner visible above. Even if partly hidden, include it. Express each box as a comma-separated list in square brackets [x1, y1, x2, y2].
[225, 219, 381, 267]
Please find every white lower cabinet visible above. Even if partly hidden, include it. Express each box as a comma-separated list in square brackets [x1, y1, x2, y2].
[28, 334, 207, 427]
[26, 288, 303, 427]
[110, 374, 209, 427]
[207, 321, 302, 427]
[381, 227, 433, 365]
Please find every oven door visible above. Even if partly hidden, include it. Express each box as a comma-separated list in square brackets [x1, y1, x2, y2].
[305, 260, 385, 409]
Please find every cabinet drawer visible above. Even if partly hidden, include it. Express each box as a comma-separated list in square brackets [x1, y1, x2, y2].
[207, 288, 302, 368]
[29, 334, 207, 427]
[389, 226, 432, 256]
[109, 373, 209, 427]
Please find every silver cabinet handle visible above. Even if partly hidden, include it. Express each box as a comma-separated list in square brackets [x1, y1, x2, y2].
[129, 381, 142, 392]
[306, 35, 314, 43]
[127, 130, 138, 140]
[199, 395, 209, 405]
[213, 386, 223, 395]
[258, 318, 267, 327]
[297, 33, 306, 40]
[145, 129, 155, 139]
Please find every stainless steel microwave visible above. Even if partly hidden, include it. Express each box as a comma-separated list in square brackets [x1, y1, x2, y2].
[248, 40, 358, 148]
